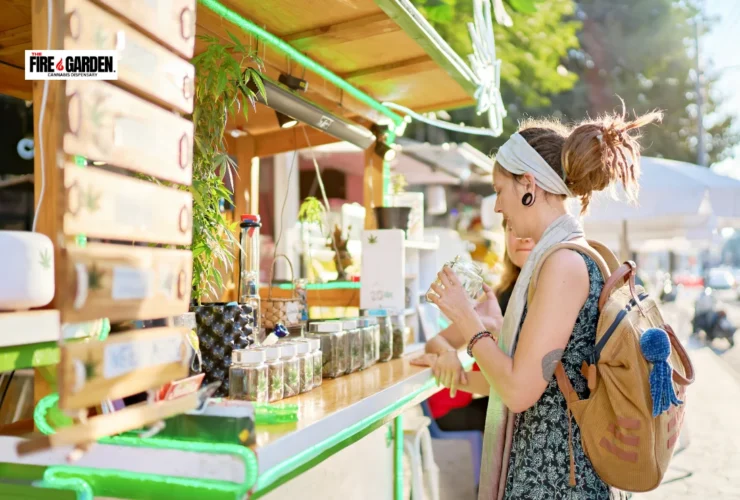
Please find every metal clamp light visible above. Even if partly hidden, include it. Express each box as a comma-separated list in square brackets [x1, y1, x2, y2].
[371, 124, 398, 161]
[247, 75, 376, 150]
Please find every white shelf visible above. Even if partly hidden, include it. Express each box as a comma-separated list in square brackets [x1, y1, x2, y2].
[0, 310, 60, 347]
[404, 238, 439, 251]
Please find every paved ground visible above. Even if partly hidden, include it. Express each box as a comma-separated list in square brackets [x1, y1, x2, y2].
[410, 289, 740, 499]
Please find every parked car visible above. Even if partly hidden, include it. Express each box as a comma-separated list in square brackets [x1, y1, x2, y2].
[704, 268, 736, 303]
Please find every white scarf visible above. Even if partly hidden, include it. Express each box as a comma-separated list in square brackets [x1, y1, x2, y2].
[478, 134, 584, 499]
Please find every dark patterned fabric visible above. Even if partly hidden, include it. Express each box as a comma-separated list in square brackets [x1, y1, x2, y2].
[503, 252, 615, 500]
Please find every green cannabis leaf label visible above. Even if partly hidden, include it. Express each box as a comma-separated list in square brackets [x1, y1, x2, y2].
[368, 234, 378, 244]
[39, 249, 52, 270]
[83, 185, 101, 212]
[88, 264, 104, 291]
[84, 360, 96, 379]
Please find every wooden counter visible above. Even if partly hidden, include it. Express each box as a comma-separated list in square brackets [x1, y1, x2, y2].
[0, 349, 472, 499]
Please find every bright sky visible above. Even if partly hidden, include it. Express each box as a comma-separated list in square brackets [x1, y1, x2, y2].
[703, 0, 740, 177]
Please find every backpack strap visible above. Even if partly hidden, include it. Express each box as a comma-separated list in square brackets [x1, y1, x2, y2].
[527, 241, 611, 304]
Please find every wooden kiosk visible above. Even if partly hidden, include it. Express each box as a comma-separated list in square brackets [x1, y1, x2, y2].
[0, 0, 477, 497]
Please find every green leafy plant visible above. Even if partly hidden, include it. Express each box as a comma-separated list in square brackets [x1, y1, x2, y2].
[389, 172, 407, 196]
[189, 34, 266, 304]
[297, 197, 325, 226]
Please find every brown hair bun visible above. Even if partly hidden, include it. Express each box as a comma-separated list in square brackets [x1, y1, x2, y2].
[563, 108, 663, 213]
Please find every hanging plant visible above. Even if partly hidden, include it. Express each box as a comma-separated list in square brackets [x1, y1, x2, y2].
[298, 196, 325, 226]
[189, 33, 266, 304]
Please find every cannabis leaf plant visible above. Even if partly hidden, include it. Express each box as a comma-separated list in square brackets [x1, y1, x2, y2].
[190, 34, 266, 304]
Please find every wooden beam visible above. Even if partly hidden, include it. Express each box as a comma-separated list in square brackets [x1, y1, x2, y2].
[0, 63, 31, 100]
[363, 144, 384, 230]
[254, 126, 341, 158]
[0, 24, 32, 46]
[343, 56, 435, 83]
[0, 41, 31, 56]
[283, 13, 400, 49]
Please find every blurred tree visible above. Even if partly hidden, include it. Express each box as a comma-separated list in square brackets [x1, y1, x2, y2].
[411, 0, 738, 165]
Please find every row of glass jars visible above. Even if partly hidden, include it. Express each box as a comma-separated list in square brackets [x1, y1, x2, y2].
[308, 313, 406, 379]
[229, 338, 322, 403]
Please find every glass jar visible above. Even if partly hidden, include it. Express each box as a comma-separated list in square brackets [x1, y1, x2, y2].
[425, 256, 484, 306]
[391, 314, 406, 359]
[295, 340, 314, 393]
[357, 317, 375, 370]
[229, 349, 267, 402]
[308, 321, 346, 378]
[280, 343, 300, 398]
[343, 319, 362, 374]
[264, 346, 284, 403]
[308, 338, 323, 387]
[369, 316, 380, 363]
[376, 314, 393, 362]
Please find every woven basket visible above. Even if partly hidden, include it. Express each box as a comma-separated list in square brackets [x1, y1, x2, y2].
[261, 255, 303, 330]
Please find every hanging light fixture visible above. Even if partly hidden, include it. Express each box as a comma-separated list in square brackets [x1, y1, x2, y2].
[246, 75, 376, 150]
[372, 124, 398, 161]
[275, 111, 298, 129]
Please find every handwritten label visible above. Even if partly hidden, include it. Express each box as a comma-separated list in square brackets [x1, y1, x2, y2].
[115, 191, 152, 228]
[121, 38, 159, 77]
[104, 334, 185, 379]
[112, 266, 153, 300]
[114, 115, 159, 153]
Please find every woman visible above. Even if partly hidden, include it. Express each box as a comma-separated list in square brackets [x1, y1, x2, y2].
[429, 111, 660, 499]
[411, 219, 533, 433]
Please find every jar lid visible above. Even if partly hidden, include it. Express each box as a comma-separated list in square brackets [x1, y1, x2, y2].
[280, 343, 296, 358]
[233, 348, 265, 364]
[309, 321, 343, 333]
[308, 338, 320, 351]
[240, 214, 261, 227]
[264, 346, 281, 361]
[342, 319, 358, 330]
[296, 341, 310, 354]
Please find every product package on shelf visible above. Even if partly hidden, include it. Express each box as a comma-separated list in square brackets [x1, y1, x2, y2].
[156, 399, 256, 446]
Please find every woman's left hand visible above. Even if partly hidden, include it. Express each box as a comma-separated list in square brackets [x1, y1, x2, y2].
[428, 266, 476, 324]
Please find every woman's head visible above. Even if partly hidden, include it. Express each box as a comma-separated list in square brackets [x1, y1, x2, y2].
[492, 110, 662, 239]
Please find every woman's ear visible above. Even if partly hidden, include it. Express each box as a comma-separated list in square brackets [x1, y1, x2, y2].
[521, 172, 537, 193]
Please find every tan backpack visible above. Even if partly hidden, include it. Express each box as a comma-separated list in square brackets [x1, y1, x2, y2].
[528, 240, 695, 492]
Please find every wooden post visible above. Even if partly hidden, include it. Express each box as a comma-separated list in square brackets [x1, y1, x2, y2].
[364, 143, 384, 229]
[32, 0, 64, 407]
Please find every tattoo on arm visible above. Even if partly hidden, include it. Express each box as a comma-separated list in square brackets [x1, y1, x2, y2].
[541, 349, 564, 382]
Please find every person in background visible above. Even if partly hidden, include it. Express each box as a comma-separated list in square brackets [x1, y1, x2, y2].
[411, 219, 533, 432]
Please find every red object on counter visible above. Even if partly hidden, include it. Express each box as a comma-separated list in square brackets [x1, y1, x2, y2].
[427, 362, 481, 419]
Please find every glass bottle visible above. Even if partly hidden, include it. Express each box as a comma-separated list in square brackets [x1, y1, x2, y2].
[377, 314, 393, 362]
[391, 314, 406, 359]
[295, 340, 314, 393]
[239, 214, 261, 294]
[308, 321, 346, 378]
[425, 256, 484, 306]
[358, 317, 375, 370]
[308, 337, 323, 387]
[343, 319, 362, 374]
[280, 343, 300, 398]
[229, 349, 267, 402]
[264, 345, 284, 403]
[241, 271, 263, 345]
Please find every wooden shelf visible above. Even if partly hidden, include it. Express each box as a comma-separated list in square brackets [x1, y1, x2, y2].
[403, 238, 439, 251]
[0, 310, 60, 348]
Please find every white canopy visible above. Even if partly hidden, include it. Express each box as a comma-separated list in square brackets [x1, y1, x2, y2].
[573, 157, 740, 254]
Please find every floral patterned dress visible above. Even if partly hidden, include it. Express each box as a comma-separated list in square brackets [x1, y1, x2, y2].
[503, 253, 615, 500]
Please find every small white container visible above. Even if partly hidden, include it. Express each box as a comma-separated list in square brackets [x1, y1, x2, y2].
[0, 231, 54, 310]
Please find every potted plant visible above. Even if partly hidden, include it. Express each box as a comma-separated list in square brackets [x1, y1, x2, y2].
[188, 34, 266, 396]
[374, 172, 411, 232]
[297, 196, 325, 282]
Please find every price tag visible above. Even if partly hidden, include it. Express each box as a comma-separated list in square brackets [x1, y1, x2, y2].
[112, 266, 153, 300]
[104, 333, 184, 379]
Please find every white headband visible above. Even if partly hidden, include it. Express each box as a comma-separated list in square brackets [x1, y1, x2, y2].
[495, 133, 574, 197]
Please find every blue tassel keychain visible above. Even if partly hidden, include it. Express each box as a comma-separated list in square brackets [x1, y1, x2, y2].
[640, 327, 683, 417]
[274, 323, 289, 338]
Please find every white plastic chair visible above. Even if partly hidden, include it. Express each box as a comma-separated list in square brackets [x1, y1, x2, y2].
[404, 414, 440, 500]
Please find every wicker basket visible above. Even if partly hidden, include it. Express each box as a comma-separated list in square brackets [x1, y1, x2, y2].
[261, 255, 303, 330]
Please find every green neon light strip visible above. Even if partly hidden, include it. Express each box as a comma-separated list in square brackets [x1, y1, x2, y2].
[393, 415, 404, 500]
[198, 0, 404, 128]
[36, 470, 94, 500]
[35, 393, 259, 496]
[254, 359, 473, 493]
[275, 281, 360, 291]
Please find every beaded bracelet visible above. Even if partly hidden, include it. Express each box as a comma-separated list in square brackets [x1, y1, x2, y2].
[467, 330, 495, 357]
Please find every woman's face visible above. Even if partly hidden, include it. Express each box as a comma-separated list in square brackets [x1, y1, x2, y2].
[505, 221, 534, 269]
[493, 163, 534, 238]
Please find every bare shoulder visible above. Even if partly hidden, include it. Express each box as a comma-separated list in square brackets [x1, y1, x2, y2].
[535, 248, 590, 301]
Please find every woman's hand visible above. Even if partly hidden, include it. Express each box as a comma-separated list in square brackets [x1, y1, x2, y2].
[428, 266, 476, 324]
[433, 350, 467, 397]
[474, 284, 504, 333]
[409, 353, 438, 367]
